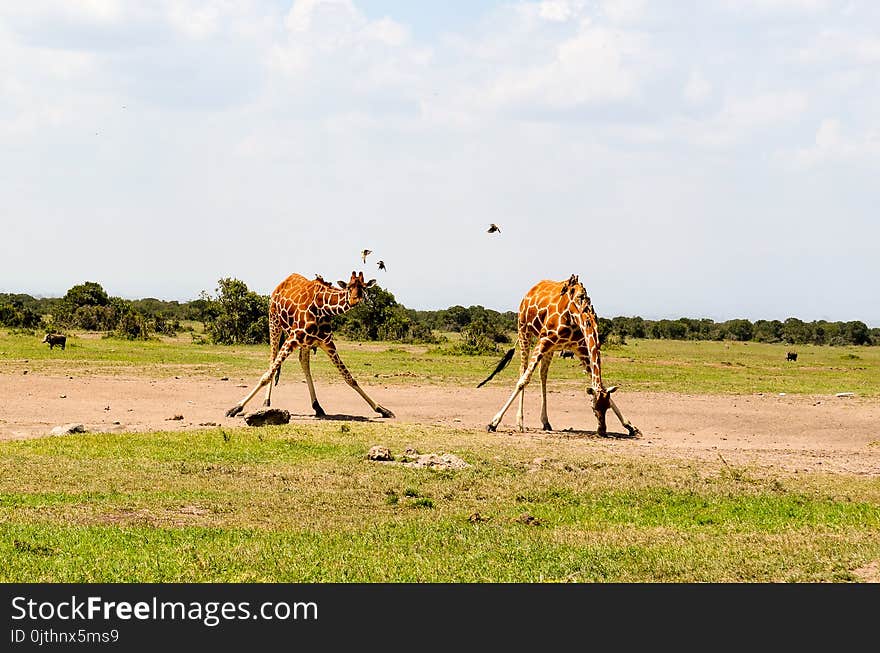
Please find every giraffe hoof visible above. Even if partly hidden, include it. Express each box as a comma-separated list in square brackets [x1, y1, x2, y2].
[627, 426, 642, 438]
[376, 406, 395, 419]
[226, 406, 243, 418]
[486, 424, 497, 433]
[542, 423, 553, 432]
[313, 402, 326, 418]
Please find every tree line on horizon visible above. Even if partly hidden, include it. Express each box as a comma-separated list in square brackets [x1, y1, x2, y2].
[1, 280, 878, 349]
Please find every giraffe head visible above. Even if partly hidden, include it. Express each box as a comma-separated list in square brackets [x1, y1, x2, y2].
[336, 271, 376, 306]
[586, 385, 617, 436]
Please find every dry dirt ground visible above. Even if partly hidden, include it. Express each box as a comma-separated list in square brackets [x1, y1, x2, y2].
[2, 372, 879, 476]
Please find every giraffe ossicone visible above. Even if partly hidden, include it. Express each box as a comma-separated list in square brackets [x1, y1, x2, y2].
[479, 275, 640, 437]
[225, 271, 394, 420]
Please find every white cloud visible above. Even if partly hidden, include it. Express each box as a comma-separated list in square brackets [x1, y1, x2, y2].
[723, 0, 830, 13]
[601, 0, 647, 23]
[481, 22, 647, 112]
[790, 118, 880, 166]
[537, 0, 584, 22]
[2, 0, 125, 23]
[793, 30, 880, 65]
[682, 91, 808, 147]
[285, 0, 358, 33]
[722, 91, 808, 128]
[683, 70, 712, 105]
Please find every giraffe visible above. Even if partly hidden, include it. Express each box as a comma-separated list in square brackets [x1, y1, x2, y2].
[225, 271, 395, 420]
[479, 274, 640, 437]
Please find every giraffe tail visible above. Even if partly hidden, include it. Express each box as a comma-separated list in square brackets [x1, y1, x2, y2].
[476, 347, 515, 388]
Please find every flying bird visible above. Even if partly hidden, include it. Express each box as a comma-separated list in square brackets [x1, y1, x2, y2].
[361, 249, 372, 263]
[487, 223, 501, 234]
[377, 260, 386, 271]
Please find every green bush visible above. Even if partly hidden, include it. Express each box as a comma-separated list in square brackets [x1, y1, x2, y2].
[202, 278, 269, 345]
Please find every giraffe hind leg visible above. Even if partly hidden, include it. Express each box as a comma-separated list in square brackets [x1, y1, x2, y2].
[299, 346, 325, 417]
[515, 332, 531, 432]
[263, 321, 284, 407]
[488, 340, 550, 432]
[539, 354, 553, 431]
[228, 339, 297, 417]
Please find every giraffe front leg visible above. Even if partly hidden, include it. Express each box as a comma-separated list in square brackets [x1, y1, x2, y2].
[299, 346, 325, 417]
[609, 397, 641, 437]
[320, 341, 395, 419]
[488, 340, 549, 432]
[226, 340, 298, 417]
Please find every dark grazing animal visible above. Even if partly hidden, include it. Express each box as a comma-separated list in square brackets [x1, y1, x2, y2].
[786, 351, 798, 362]
[42, 333, 66, 350]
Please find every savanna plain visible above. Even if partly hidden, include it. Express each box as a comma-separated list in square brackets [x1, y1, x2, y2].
[1, 330, 879, 582]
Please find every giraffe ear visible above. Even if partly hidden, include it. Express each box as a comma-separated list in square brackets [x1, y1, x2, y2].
[365, 279, 376, 288]
[586, 387, 595, 395]
[337, 280, 348, 289]
[607, 386, 618, 394]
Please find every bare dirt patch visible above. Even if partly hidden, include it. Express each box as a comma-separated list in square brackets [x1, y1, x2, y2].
[1, 373, 878, 476]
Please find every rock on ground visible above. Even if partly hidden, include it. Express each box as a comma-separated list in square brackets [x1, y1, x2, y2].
[367, 445, 393, 461]
[50, 423, 86, 436]
[399, 453, 471, 470]
[244, 408, 290, 427]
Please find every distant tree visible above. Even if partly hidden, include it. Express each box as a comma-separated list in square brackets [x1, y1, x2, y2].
[0, 301, 42, 329]
[840, 320, 871, 346]
[782, 317, 808, 344]
[753, 319, 783, 343]
[722, 319, 754, 342]
[334, 285, 438, 343]
[63, 282, 110, 308]
[204, 278, 269, 345]
[113, 300, 150, 340]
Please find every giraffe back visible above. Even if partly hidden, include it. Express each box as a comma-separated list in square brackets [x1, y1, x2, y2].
[518, 278, 596, 350]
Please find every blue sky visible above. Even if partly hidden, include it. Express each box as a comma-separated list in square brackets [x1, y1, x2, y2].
[1, 1, 878, 325]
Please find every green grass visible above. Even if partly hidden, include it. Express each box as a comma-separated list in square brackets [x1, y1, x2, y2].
[3, 330, 879, 396]
[2, 423, 879, 582]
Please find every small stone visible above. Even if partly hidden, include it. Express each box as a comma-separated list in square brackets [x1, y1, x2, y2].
[517, 513, 541, 526]
[166, 414, 184, 421]
[22, 370, 27, 375]
[50, 423, 85, 436]
[367, 445, 393, 461]
[59, 394, 66, 399]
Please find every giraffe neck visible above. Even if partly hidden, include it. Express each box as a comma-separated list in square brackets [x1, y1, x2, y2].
[315, 288, 354, 317]
[579, 300, 604, 391]
[587, 340, 603, 390]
